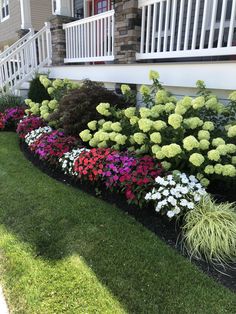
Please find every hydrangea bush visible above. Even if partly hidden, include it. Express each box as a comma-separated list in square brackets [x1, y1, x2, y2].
[145, 172, 207, 218]
[24, 75, 80, 123]
[79, 71, 236, 186]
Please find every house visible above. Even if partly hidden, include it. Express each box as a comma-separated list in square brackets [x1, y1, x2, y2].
[1, 0, 236, 99]
[0, 0, 52, 51]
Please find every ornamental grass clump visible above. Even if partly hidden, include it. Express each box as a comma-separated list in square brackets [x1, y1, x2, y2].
[145, 172, 207, 218]
[182, 196, 236, 265]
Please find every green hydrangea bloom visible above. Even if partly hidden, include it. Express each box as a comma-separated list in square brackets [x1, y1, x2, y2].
[208, 150, 221, 161]
[102, 121, 113, 131]
[200, 178, 210, 187]
[229, 91, 236, 102]
[199, 139, 210, 150]
[214, 164, 224, 175]
[226, 144, 236, 154]
[96, 103, 111, 116]
[140, 85, 151, 95]
[114, 134, 127, 145]
[216, 145, 228, 156]
[184, 117, 203, 129]
[152, 120, 167, 131]
[228, 125, 236, 138]
[89, 138, 98, 147]
[222, 165, 236, 177]
[164, 102, 175, 113]
[192, 96, 205, 109]
[98, 141, 107, 148]
[121, 84, 131, 95]
[168, 113, 183, 129]
[79, 129, 92, 142]
[156, 151, 165, 160]
[151, 145, 161, 154]
[149, 70, 159, 81]
[133, 132, 147, 145]
[130, 116, 139, 126]
[98, 119, 105, 126]
[161, 161, 171, 171]
[87, 120, 97, 131]
[109, 132, 118, 141]
[202, 121, 214, 131]
[198, 130, 210, 141]
[212, 137, 225, 147]
[139, 107, 152, 118]
[189, 153, 205, 167]
[138, 118, 153, 132]
[47, 87, 55, 95]
[204, 165, 215, 174]
[161, 144, 182, 158]
[232, 156, 236, 165]
[124, 107, 136, 118]
[183, 136, 199, 151]
[150, 132, 162, 144]
[52, 79, 64, 89]
[111, 122, 122, 132]
[181, 96, 192, 109]
[205, 97, 218, 111]
[155, 90, 169, 104]
[175, 102, 187, 115]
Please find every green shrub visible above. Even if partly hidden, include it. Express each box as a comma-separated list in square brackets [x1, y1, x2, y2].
[0, 94, 24, 112]
[28, 75, 51, 103]
[182, 196, 236, 264]
[79, 71, 236, 186]
[48, 80, 124, 136]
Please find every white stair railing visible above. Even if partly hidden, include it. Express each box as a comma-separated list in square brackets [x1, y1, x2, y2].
[137, 0, 236, 60]
[0, 29, 34, 61]
[63, 10, 115, 63]
[0, 23, 51, 93]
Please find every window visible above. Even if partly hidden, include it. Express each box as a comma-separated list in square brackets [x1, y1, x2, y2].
[1, 0, 9, 21]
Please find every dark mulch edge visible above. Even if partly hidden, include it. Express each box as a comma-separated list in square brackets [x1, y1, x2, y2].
[19, 141, 236, 292]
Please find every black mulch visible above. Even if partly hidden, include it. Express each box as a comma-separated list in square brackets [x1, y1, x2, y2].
[19, 141, 236, 292]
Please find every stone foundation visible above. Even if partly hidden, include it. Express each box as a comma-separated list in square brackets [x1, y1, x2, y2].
[49, 15, 76, 66]
[114, 0, 141, 64]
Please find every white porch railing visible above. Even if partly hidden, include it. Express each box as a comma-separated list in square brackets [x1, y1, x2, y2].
[0, 29, 34, 61]
[63, 10, 115, 63]
[137, 0, 236, 60]
[0, 23, 51, 93]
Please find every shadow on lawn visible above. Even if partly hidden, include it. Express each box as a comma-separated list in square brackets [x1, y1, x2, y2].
[0, 133, 235, 313]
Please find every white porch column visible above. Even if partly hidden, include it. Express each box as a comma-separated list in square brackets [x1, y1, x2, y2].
[20, 0, 32, 29]
[55, 0, 73, 16]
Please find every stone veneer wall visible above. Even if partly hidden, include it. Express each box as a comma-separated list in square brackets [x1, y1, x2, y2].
[114, 0, 141, 64]
[49, 15, 76, 66]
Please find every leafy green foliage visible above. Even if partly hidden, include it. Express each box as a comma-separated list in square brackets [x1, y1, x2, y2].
[28, 75, 51, 103]
[49, 80, 124, 136]
[182, 196, 236, 264]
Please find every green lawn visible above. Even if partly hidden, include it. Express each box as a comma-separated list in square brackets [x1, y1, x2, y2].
[0, 132, 235, 314]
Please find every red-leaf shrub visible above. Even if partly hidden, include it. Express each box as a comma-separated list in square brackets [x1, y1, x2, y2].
[16, 116, 46, 138]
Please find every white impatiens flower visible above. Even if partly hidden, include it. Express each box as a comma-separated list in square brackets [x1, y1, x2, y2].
[25, 126, 53, 146]
[144, 172, 207, 219]
[59, 147, 90, 176]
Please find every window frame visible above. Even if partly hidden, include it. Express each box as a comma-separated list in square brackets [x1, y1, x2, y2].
[1, 0, 10, 22]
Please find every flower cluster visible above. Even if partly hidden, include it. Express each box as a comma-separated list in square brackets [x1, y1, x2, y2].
[74, 148, 113, 181]
[25, 126, 53, 146]
[29, 130, 77, 164]
[59, 148, 90, 176]
[16, 116, 46, 139]
[3, 107, 25, 130]
[145, 172, 207, 218]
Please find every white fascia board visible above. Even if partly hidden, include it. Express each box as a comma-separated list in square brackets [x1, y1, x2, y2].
[42, 61, 236, 91]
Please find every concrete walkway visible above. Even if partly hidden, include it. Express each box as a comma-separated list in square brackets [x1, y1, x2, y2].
[0, 286, 9, 314]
